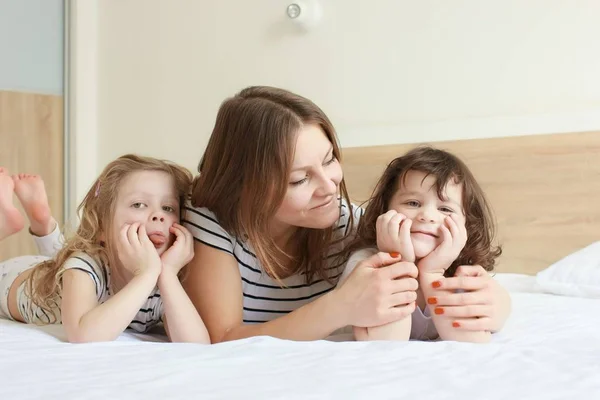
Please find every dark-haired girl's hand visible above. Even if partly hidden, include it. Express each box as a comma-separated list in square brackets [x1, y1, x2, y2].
[376, 210, 415, 262]
[417, 214, 467, 274]
[426, 265, 507, 332]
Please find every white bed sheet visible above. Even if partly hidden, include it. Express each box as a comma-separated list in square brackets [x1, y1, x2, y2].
[1, 273, 599, 400]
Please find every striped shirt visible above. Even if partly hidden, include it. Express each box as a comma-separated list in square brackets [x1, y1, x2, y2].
[183, 199, 363, 324]
[18, 252, 163, 333]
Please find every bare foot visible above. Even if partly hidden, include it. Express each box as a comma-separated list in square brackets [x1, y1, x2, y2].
[0, 168, 25, 240]
[12, 173, 55, 237]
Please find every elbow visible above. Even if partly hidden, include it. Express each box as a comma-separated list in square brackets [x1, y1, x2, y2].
[168, 333, 211, 345]
[66, 331, 98, 344]
[212, 326, 239, 344]
[66, 334, 93, 344]
[64, 325, 118, 344]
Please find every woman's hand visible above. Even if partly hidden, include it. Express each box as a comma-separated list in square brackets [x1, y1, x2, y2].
[336, 252, 418, 328]
[427, 265, 497, 331]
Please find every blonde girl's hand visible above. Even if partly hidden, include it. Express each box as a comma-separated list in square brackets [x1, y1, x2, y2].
[160, 223, 195, 276]
[116, 223, 162, 278]
[376, 210, 415, 262]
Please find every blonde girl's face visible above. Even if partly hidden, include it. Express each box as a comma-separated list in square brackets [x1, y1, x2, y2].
[110, 170, 180, 256]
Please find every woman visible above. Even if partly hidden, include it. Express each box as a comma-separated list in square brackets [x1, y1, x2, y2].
[182, 86, 510, 343]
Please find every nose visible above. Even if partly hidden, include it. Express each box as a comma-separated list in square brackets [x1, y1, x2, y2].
[417, 206, 437, 223]
[314, 171, 337, 197]
[150, 210, 166, 223]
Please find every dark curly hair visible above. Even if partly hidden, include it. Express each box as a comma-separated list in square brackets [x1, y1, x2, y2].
[345, 146, 502, 277]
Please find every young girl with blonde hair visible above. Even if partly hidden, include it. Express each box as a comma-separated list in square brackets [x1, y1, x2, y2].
[0, 155, 209, 343]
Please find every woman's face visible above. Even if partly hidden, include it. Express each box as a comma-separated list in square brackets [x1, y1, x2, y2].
[272, 124, 343, 235]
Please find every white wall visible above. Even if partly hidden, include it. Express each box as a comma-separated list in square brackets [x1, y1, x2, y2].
[81, 0, 600, 185]
[0, 0, 64, 94]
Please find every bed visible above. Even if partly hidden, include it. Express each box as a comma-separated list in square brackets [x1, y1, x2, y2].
[1, 131, 600, 399]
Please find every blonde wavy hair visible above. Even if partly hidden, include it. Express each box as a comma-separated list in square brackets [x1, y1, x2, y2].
[25, 154, 193, 323]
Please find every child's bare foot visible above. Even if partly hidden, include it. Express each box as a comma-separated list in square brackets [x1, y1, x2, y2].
[12, 173, 55, 237]
[0, 168, 25, 240]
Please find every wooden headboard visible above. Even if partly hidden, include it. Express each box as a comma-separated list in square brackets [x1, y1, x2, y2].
[341, 131, 600, 275]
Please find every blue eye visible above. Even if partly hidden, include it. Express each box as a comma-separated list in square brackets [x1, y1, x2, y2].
[406, 200, 419, 207]
[163, 206, 175, 213]
[132, 202, 147, 209]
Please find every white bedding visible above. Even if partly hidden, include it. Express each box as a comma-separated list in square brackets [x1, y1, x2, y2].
[1, 273, 599, 400]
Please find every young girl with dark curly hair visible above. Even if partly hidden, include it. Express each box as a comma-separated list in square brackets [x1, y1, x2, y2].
[340, 146, 509, 343]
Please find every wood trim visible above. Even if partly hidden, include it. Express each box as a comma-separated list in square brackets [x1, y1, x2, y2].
[0, 90, 64, 260]
[341, 131, 600, 275]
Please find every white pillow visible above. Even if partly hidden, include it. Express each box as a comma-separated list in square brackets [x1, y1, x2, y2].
[536, 241, 600, 298]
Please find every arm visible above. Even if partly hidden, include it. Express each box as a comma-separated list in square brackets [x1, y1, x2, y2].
[342, 249, 416, 342]
[182, 242, 348, 342]
[60, 269, 159, 343]
[425, 266, 511, 340]
[354, 211, 418, 342]
[416, 215, 490, 343]
[420, 272, 491, 343]
[158, 223, 210, 343]
[182, 243, 417, 343]
[490, 278, 512, 332]
[159, 271, 210, 343]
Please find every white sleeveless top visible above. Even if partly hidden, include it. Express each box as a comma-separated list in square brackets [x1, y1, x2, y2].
[15, 252, 163, 333]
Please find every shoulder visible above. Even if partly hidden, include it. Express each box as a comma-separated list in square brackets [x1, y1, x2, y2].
[62, 252, 104, 276]
[182, 201, 221, 229]
[182, 201, 236, 254]
[339, 198, 364, 221]
[337, 198, 364, 230]
[60, 252, 108, 299]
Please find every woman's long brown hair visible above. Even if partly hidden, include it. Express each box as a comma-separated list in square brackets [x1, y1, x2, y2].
[345, 146, 502, 277]
[191, 86, 354, 283]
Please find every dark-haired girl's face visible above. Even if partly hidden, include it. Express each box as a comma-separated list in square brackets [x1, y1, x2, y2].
[388, 170, 466, 258]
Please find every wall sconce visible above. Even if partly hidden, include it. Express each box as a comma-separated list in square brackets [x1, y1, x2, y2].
[286, 1, 322, 30]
